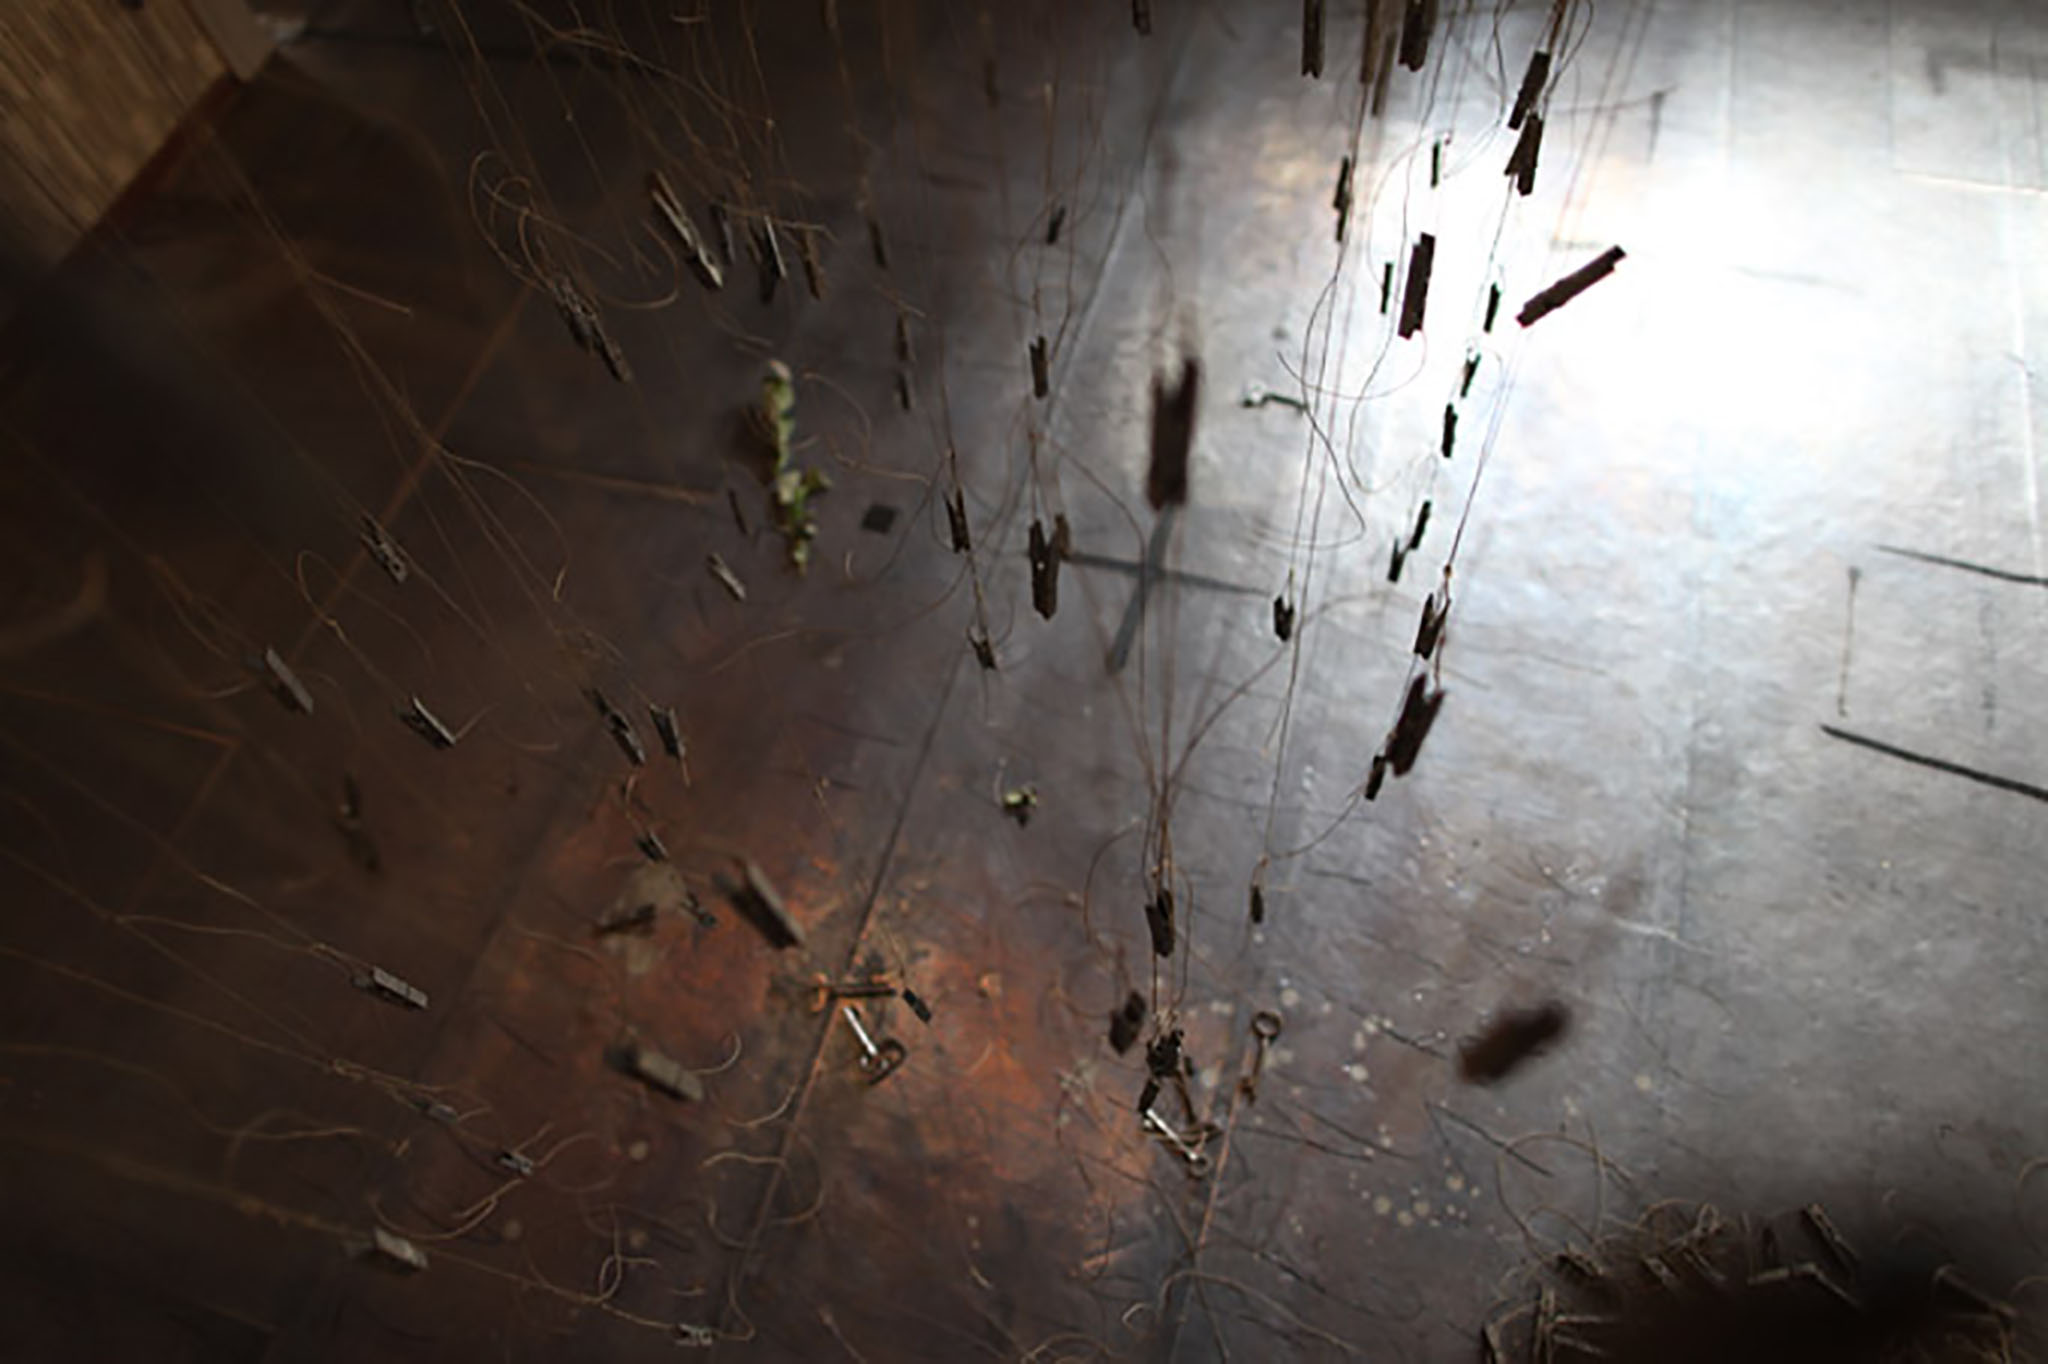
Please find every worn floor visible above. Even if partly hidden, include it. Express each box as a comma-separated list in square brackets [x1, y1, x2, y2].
[1, 0, 2045, 1359]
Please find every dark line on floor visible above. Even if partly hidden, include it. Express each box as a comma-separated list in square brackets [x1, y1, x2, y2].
[1820, 724, 2048, 804]
[1876, 542, 2048, 587]
[1067, 548, 1263, 598]
[1105, 506, 1179, 675]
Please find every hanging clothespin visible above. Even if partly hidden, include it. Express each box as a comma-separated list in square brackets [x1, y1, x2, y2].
[1028, 518, 1060, 620]
[1145, 886, 1176, 958]
[894, 309, 914, 412]
[1030, 335, 1051, 398]
[1109, 990, 1147, 1053]
[356, 964, 429, 1010]
[1518, 246, 1627, 327]
[707, 201, 736, 265]
[401, 696, 456, 749]
[1398, 0, 1430, 70]
[1333, 155, 1355, 242]
[649, 705, 685, 763]
[608, 711, 646, 767]
[1505, 112, 1543, 196]
[901, 988, 934, 1025]
[1431, 138, 1443, 187]
[648, 171, 724, 291]
[1379, 260, 1394, 314]
[1386, 673, 1446, 775]
[706, 551, 747, 602]
[1364, 750, 1389, 800]
[359, 515, 409, 583]
[1414, 587, 1449, 659]
[717, 858, 804, 949]
[1509, 49, 1552, 130]
[1388, 540, 1408, 583]
[1272, 594, 1296, 642]
[1408, 500, 1432, 551]
[1303, 0, 1325, 77]
[946, 486, 972, 553]
[1441, 403, 1458, 459]
[1398, 233, 1436, 338]
[1461, 351, 1480, 396]
[636, 830, 668, 863]
[1132, 0, 1152, 35]
[1046, 202, 1067, 246]
[968, 626, 997, 671]
[258, 647, 314, 715]
[547, 274, 632, 383]
[1483, 282, 1502, 332]
[1147, 356, 1201, 510]
[595, 901, 658, 937]
[795, 226, 827, 302]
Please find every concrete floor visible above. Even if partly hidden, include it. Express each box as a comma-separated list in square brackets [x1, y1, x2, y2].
[1, 0, 2045, 1359]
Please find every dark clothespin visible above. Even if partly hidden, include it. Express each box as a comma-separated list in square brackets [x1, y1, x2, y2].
[895, 310, 915, 411]
[1333, 155, 1355, 242]
[1146, 1028, 1185, 1079]
[1388, 540, 1408, 582]
[1408, 499, 1431, 551]
[866, 207, 889, 270]
[1030, 336, 1050, 398]
[636, 831, 668, 862]
[1398, 233, 1436, 338]
[1147, 356, 1200, 510]
[1138, 1076, 1162, 1114]
[717, 858, 804, 949]
[727, 487, 749, 535]
[1379, 260, 1394, 313]
[596, 333, 632, 384]
[336, 774, 381, 874]
[1431, 138, 1442, 187]
[648, 172, 723, 291]
[356, 965, 429, 1010]
[707, 201, 735, 265]
[1441, 403, 1457, 459]
[1414, 589, 1448, 659]
[795, 227, 827, 301]
[1249, 880, 1266, 924]
[1362, 0, 1383, 85]
[1460, 351, 1480, 396]
[896, 372, 914, 412]
[1505, 112, 1543, 196]
[1509, 49, 1552, 130]
[1046, 202, 1067, 246]
[751, 219, 784, 304]
[360, 516, 409, 583]
[650, 705, 684, 762]
[402, 696, 456, 749]
[1518, 246, 1626, 327]
[1386, 674, 1445, 775]
[1399, 0, 1430, 71]
[1370, 24, 1397, 116]
[1303, 0, 1325, 77]
[1109, 991, 1147, 1054]
[1145, 887, 1176, 958]
[1028, 518, 1060, 620]
[260, 647, 314, 715]
[1363, 751, 1389, 800]
[946, 486, 972, 553]
[1133, 0, 1152, 35]
[901, 988, 934, 1025]
[548, 275, 632, 383]
[1483, 282, 1502, 332]
[1272, 595, 1296, 642]
[968, 627, 997, 670]
[608, 711, 647, 767]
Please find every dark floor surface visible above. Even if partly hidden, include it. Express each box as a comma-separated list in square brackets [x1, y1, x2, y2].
[2, 0, 2046, 1360]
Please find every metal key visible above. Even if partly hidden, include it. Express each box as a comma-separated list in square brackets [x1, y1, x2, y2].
[840, 1005, 907, 1084]
[1143, 1107, 1213, 1177]
[1240, 1009, 1284, 1102]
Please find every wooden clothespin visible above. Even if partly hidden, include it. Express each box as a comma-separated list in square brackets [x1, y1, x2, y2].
[1518, 246, 1626, 327]
[1398, 233, 1436, 338]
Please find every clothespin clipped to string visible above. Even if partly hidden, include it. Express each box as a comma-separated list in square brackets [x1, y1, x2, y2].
[1045, 202, 1067, 246]
[635, 830, 668, 863]
[860, 175, 888, 270]
[648, 171, 724, 291]
[1303, 0, 1325, 77]
[586, 689, 646, 767]
[894, 309, 915, 412]
[1460, 351, 1480, 397]
[968, 626, 998, 671]
[1363, 751, 1389, 800]
[356, 964, 429, 1011]
[1333, 155, 1355, 242]
[706, 552, 747, 602]
[1440, 404, 1458, 460]
[1147, 356, 1201, 510]
[1505, 113, 1543, 196]
[1386, 673, 1446, 776]
[1028, 517, 1061, 620]
[1413, 587, 1449, 660]
[258, 647, 313, 715]
[401, 696, 456, 749]
[716, 858, 805, 949]
[1398, 233, 1436, 338]
[1379, 261, 1394, 314]
[1509, 49, 1552, 130]
[707, 201, 736, 266]
[1132, 0, 1152, 35]
[1518, 246, 1627, 328]
[1483, 282, 1502, 332]
[359, 516, 409, 583]
[1431, 138, 1443, 188]
[945, 485, 972, 554]
[1388, 540, 1408, 583]
[1145, 886, 1176, 958]
[1030, 335, 1051, 398]
[1272, 594, 1296, 643]
[1408, 500, 1432, 552]
[795, 227, 827, 302]
[649, 705, 685, 765]
[1109, 991, 1147, 1053]
[750, 216, 786, 304]
[1398, 0, 1430, 71]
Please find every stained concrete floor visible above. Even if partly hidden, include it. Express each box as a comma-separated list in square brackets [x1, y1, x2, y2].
[1, 0, 2046, 1359]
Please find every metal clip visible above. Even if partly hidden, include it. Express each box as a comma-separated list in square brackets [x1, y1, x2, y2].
[635, 830, 668, 863]
[1483, 282, 1502, 332]
[1385, 675, 1445, 776]
[795, 227, 826, 302]
[840, 1005, 907, 1084]
[1045, 202, 1066, 246]
[1240, 1009, 1284, 1101]
[717, 858, 804, 949]
[674, 1323, 715, 1348]
[806, 973, 898, 1014]
[1398, 0, 1429, 71]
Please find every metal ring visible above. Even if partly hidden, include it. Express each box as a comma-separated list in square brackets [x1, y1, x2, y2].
[1251, 1009, 1284, 1041]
